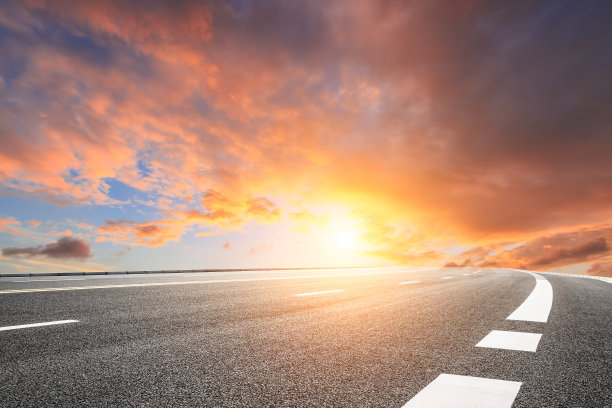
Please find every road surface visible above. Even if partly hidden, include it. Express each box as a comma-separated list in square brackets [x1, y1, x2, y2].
[1, 267, 611, 407]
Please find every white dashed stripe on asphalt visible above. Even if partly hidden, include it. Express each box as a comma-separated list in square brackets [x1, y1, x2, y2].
[507, 271, 552, 322]
[0, 320, 79, 332]
[476, 330, 542, 352]
[402, 374, 522, 408]
[399, 281, 420, 285]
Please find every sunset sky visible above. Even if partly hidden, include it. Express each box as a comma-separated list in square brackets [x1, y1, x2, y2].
[1, 0, 611, 276]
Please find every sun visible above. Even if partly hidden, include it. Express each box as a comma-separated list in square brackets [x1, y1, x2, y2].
[336, 230, 357, 249]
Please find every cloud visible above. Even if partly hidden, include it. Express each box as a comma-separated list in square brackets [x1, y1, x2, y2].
[249, 242, 273, 255]
[97, 220, 133, 234]
[2, 236, 92, 260]
[184, 190, 281, 229]
[289, 210, 328, 233]
[446, 225, 612, 271]
[529, 238, 608, 268]
[246, 197, 281, 224]
[356, 214, 446, 265]
[95, 191, 282, 247]
[116, 246, 131, 258]
[587, 262, 612, 278]
[1, 0, 612, 269]
[28, 219, 41, 228]
[26, 0, 213, 62]
[96, 219, 184, 247]
[0, 217, 20, 228]
[0, 217, 31, 236]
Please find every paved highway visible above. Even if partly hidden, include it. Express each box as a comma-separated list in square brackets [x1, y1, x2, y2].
[1, 267, 611, 407]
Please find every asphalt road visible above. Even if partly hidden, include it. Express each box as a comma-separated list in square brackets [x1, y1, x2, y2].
[0, 267, 611, 407]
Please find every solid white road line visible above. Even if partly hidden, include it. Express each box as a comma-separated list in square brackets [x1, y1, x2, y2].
[294, 289, 344, 297]
[522, 270, 612, 283]
[402, 374, 522, 408]
[476, 330, 542, 352]
[441, 276, 453, 279]
[0, 320, 79, 332]
[0, 269, 424, 295]
[11, 278, 86, 282]
[507, 271, 553, 322]
[399, 281, 421, 285]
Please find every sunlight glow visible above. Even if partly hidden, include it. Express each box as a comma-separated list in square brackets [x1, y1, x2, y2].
[335, 230, 357, 249]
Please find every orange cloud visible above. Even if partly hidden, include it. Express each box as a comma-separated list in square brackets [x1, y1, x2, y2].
[445, 224, 612, 271]
[25, 0, 213, 62]
[96, 191, 281, 246]
[289, 210, 328, 233]
[587, 262, 612, 278]
[246, 197, 281, 224]
[184, 190, 281, 229]
[96, 219, 185, 247]
[2, 0, 612, 272]
[0, 217, 20, 228]
[0, 217, 30, 236]
[28, 219, 41, 228]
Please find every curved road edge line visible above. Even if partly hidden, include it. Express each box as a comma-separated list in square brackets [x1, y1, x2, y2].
[506, 269, 553, 323]
[537, 271, 612, 285]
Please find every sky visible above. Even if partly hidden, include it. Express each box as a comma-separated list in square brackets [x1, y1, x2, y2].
[1, 0, 612, 276]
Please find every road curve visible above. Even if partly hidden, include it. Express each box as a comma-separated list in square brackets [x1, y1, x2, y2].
[0, 267, 610, 407]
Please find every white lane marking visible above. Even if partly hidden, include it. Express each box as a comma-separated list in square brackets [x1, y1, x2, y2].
[10, 278, 86, 282]
[0, 269, 421, 295]
[516, 270, 612, 288]
[476, 330, 542, 352]
[507, 271, 553, 322]
[399, 281, 421, 285]
[537, 271, 612, 285]
[0, 320, 79, 332]
[463, 273, 470, 276]
[441, 276, 453, 279]
[402, 374, 522, 408]
[294, 289, 344, 297]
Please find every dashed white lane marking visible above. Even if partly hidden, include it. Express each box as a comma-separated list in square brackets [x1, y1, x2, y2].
[476, 330, 542, 352]
[0, 320, 79, 332]
[10, 278, 86, 282]
[441, 276, 453, 279]
[294, 289, 344, 297]
[402, 374, 522, 408]
[463, 273, 470, 276]
[399, 281, 421, 285]
[507, 271, 553, 322]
